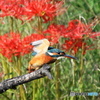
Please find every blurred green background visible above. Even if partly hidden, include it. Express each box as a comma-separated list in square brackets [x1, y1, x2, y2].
[0, 0, 100, 100]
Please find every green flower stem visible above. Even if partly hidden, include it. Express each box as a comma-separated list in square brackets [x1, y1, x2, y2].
[32, 80, 38, 100]
[0, 55, 9, 79]
[19, 85, 26, 100]
[79, 42, 85, 92]
[71, 59, 75, 85]
[9, 17, 14, 32]
[55, 62, 61, 100]
[15, 57, 26, 100]
[38, 17, 42, 34]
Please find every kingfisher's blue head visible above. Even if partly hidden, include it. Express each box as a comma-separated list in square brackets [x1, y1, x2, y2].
[46, 48, 77, 59]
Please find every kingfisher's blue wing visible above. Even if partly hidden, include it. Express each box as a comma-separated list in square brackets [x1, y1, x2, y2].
[30, 39, 50, 54]
[32, 52, 37, 56]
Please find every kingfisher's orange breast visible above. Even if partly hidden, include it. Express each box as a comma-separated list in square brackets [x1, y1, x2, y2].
[29, 54, 56, 67]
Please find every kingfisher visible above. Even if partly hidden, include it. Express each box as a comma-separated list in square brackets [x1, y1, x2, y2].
[27, 39, 77, 72]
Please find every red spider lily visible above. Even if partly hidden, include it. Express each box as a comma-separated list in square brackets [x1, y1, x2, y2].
[0, 32, 44, 61]
[62, 39, 88, 54]
[63, 20, 93, 39]
[0, 0, 64, 21]
[21, 0, 64, 22]
[0, 0, 23, 19]
[22, 33, 44, 44]
[0, 0, 33, 20]
[0, 32, 23, 59]
[62, 20, 100, 54]
[90, 32, 100, 38]
[43, 24, 66, 45]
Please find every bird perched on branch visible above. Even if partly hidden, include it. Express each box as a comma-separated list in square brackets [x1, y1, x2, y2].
[27, 39, 77, 72]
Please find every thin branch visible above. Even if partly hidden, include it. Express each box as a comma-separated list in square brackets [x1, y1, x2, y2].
[0, 64, 52, 94]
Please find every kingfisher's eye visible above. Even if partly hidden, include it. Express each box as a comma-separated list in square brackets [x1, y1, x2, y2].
[58, 52, 65, 55]
[62, 52, 65, 55]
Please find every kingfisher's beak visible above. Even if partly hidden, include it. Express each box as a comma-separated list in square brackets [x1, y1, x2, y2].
[64, 54, 77, 60]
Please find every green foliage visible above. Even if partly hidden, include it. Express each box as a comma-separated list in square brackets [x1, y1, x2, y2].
[0, 0, 100, 100]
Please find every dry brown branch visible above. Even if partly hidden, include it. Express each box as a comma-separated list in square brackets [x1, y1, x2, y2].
[0, 64, 52, 94]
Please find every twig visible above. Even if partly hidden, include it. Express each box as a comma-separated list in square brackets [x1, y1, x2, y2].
[0, 64, 52, 94]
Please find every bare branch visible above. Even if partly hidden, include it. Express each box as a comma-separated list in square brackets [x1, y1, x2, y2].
[0, 64, 52, 94]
